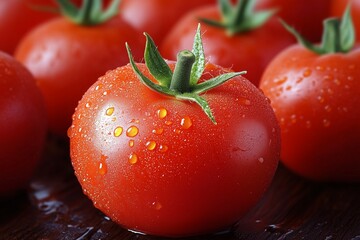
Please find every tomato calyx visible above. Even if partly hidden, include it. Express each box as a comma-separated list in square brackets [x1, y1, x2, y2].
[199, 0, 276, 36]
[126, 24, 246, 124]
[55, 0, 120, 25]
[281, 5, 355, 54]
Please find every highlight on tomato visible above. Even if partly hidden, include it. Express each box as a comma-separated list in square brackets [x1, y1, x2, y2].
[120, 0, 214, 44]
[15, 0, 143, 137]
[259, 6, 360, 182]
[0, 51, 47, 197]
[160, 0, 295, 86]
[69, 25, 281, 237]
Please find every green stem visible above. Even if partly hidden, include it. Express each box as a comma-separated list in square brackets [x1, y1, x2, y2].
[77, 0, 93, 24]
[170, 50, 195, 93]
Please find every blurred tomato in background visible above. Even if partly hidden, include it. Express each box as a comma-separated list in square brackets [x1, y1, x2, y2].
[120, 0, 214, 44]
[0, 0, 83, 55]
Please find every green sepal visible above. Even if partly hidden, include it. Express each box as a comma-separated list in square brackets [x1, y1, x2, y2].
[55, 0, 120, 25]
[192, 71, 246, 94]
[144, 33, 173, 88]
[126, 43, 175, 97]
[281, 4, 355, 54]
[126, 24, 246, 124]
[199, 0, 276, 35]
[190, 24, 206, 86]
[176, 93, 217, 124]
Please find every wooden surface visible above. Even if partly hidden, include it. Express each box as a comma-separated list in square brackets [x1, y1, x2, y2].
[1, 136, 360, 240]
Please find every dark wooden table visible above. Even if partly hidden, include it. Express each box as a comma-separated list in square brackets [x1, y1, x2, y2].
[1, 136, 360, 240]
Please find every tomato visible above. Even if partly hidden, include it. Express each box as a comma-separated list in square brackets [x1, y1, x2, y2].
[331, 0, 360, 41]
[15, 1, 143, 137]
[259, 9, 360, 181]
[256, 0, 331, 42]
[0, 51, 47, 196]
[0, 0, 82, 55]
[120, 0, 214, 44]
[160, 1, 295, 86]
[69, 28, 280, 237]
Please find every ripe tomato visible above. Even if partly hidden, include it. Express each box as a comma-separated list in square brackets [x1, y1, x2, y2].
[120, 0, 214, 44]
[0, 0, 82, 55]
[69, 29, 280, 237]
[15, 1, 143, 137]
[259, 9, 360, 181]
[160, 1, 295, 86]
[331, 0, 360, 41]
[0, 51, 47, 196]
[256, 0, 331, 42]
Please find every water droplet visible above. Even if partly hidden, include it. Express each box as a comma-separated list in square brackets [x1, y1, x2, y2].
[324, 75, 332, 81]
[157, 107, 167, 119]
[129, 153, 138, 164]
[85, 102, 91, 108]
[103, 91, 108, 96]
[114, 127, 123, 137]
[274, 76, 288, 85]
[303, 68, 312, 77]
[258, 157, 264, 163]
[152, 128, 164, 135]
[334, 79, 341, 85]
[296, 77, 303, 83]
[285, 85, 292, 91]
[323, 119, 331, 127]
[317, 96, 325, 103]
[165, 120, 173, 126]
[152, 202, 162, 210]
[126, 126, 139, 137]
[316, 66, 324, 71]
[159, 145, 168, 153]
[290, 114, 297, 124]
[174, 129, 181, 134]
[181, 116, 192, 129]
[99, 155, 108, 175]
[129, 140, 134, 147]
[347, 76, 354, 81]
[106, 107, 114, 116]
[95, 84, 102, 91]
[67, 125, 75, 138]
[324, 105, 332, 112]
[306, 121, 312, 128]
[130, 119, 140, 124]
[146, 141, 157, 151]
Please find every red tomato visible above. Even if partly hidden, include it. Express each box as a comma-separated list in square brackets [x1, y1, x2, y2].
[120, 0, 214, 44]
[331, 0, 360, 41]
[259, 44, 360, 182]
[160, 5, 295, 86]
[256, 0, 331, 42]
[15, 12, 143, 136]
[0, 51, 47, 196]
[0, 0, 83, 55]
[69, 59, 280, 236]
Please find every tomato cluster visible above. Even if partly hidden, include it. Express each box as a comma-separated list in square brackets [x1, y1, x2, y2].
[1, 0, 359, 238]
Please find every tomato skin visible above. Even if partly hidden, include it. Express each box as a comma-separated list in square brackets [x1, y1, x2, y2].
[69, 62, 280, 237]
[120, 0, 214, 44]
[260, 45, 360, 182]
[0, 51, 47, 196]
[15, 16, 143, 137]
[256, 0, 331, 42]
[331, 0, 360, 41]
[160, 6, 295, 86]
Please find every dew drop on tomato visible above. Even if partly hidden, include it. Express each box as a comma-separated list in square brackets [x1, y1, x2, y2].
[129, 153, 138, 164]
[159, 145, 168, 153]
[114, 127, 123, 137]
[180, 116, 192, 129]
[152, 128, 164, 135]
[106, 107, 114, 116]
[129, 140, 134, 147]
[157, 107, 167, 119]
[146, 141, 157, 151]
[126, 126, 139, 137]
[98, 155, 108, 175]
